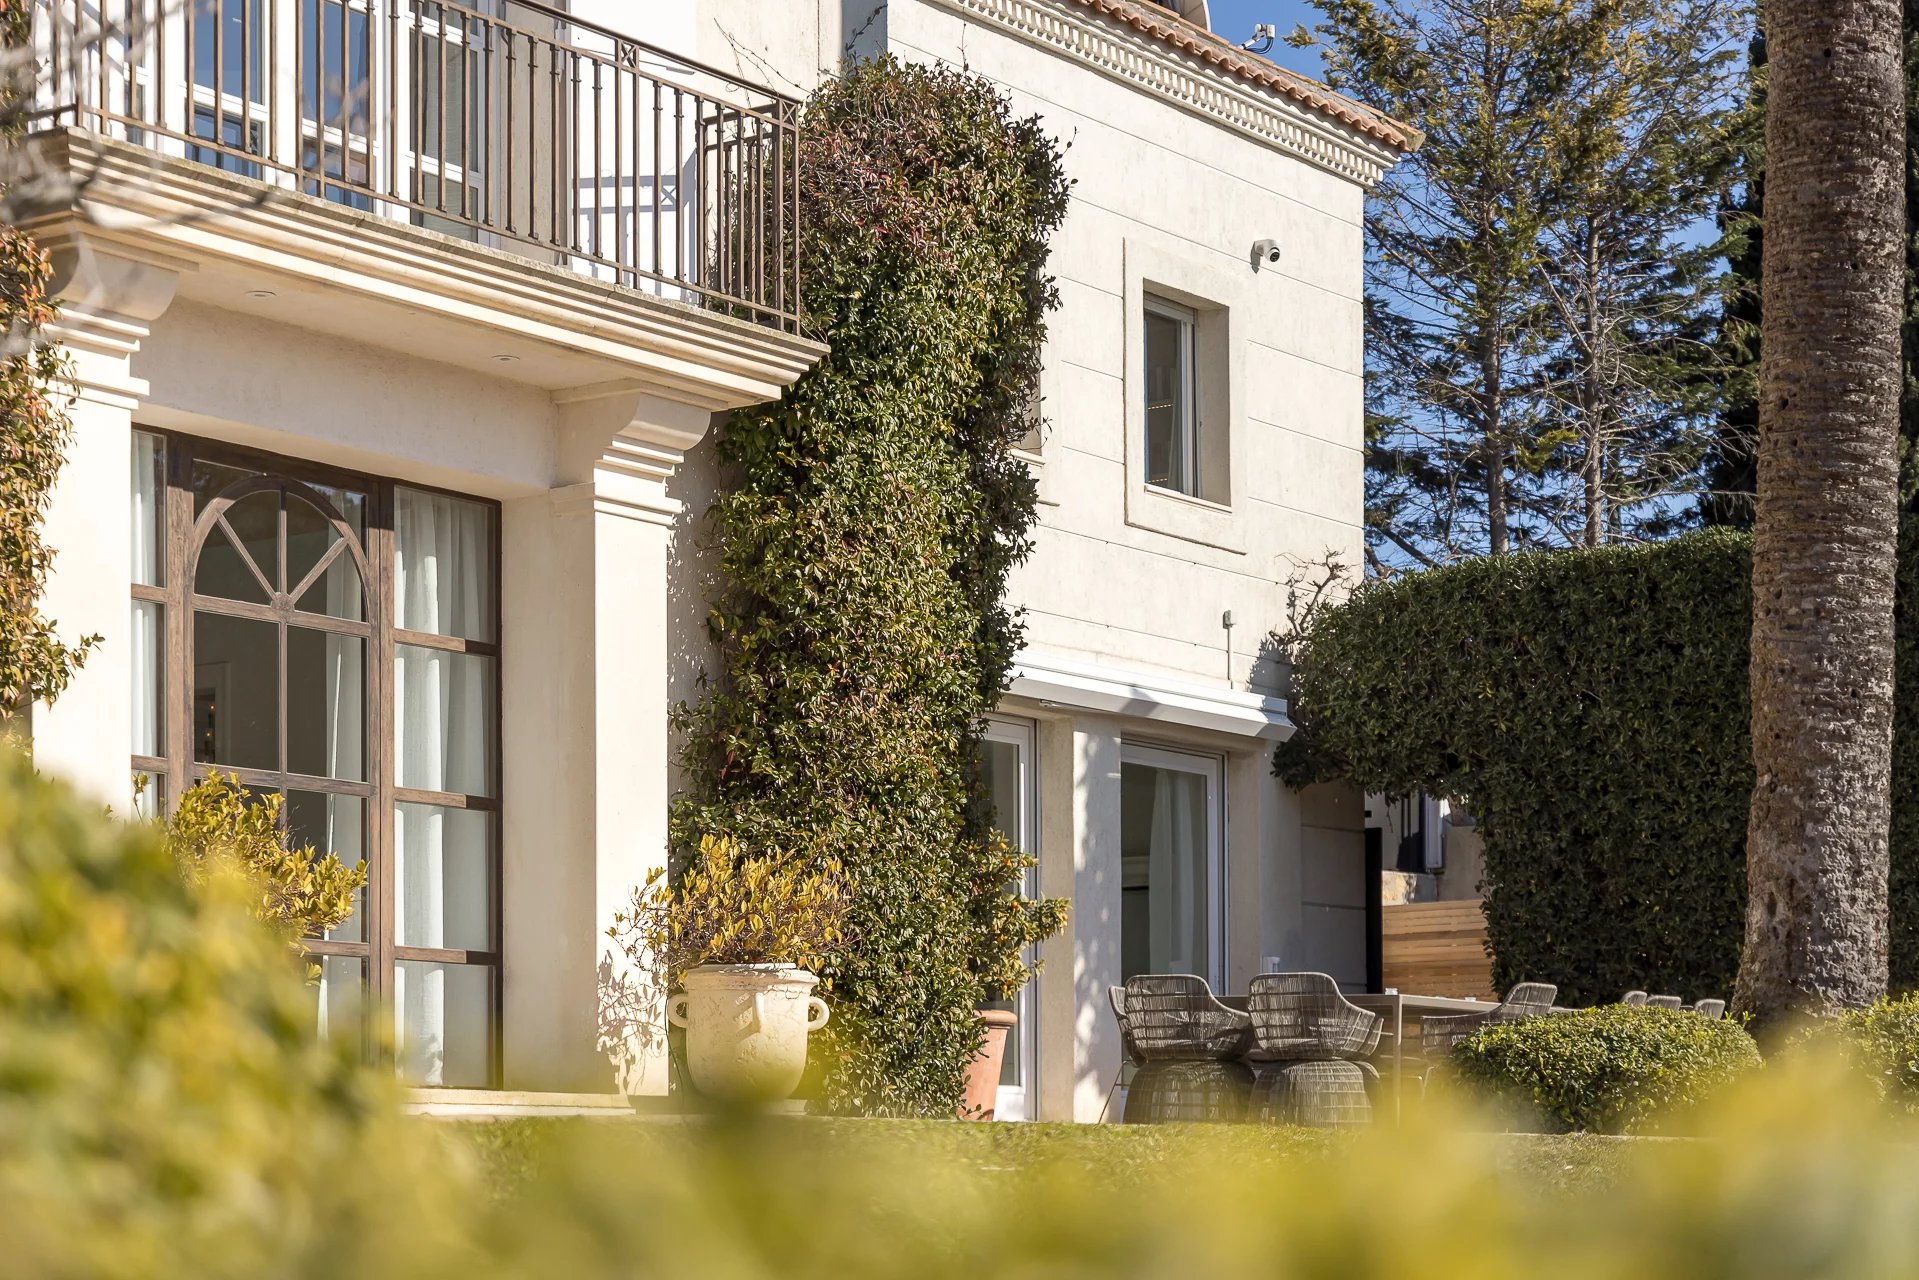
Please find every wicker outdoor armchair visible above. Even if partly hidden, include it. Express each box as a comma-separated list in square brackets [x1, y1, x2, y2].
[1645, 994, 1684, 1010]
[1419, 982, 1558, 1059]
[1119, 975, 1254, 1123]
[1620, 990, 1649, 1007]
[1691, 998, 1727, 1020]
[1245, 972, 1384, 1127]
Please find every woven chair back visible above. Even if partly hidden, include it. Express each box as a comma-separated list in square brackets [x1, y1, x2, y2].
[1109, 985, 1145, 1065]
[1122, 974, 1250, 1061]
[1247, 972, 1382, 1060]
[1496, 982, 1558, 1021]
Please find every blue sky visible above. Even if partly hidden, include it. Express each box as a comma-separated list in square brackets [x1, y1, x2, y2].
[1204, 0, 1326, 78]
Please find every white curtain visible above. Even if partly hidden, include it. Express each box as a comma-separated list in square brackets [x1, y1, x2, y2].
[129, 433, 164, 760]
[1147, 768, 1207, 977]
[391, 488, 493, 1085]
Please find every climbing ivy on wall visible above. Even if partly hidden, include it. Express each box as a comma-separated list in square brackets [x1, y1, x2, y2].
[1276, 527, 1919, 1005]
[0, 2, 93, 717]
[670, 58, 1071, 1116]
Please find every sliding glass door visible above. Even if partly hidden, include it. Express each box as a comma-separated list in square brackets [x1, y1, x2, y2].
[981, 716, 1038, 1121]
[1120, 744, 1224, 985]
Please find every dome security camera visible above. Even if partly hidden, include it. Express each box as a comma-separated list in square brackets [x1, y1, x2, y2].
[1251, 238, 1281, 272]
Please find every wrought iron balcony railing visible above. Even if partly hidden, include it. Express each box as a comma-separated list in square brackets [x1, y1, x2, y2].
[31, 0, 802, 331]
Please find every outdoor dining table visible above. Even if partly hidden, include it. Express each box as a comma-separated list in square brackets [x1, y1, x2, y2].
[1345, 991, 1496, 1123]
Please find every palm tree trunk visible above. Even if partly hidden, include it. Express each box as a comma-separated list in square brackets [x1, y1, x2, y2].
[1734, 0, 1906, 1026]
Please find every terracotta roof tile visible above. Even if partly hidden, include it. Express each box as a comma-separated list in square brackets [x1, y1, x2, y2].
[1063, 0, 1421, 152]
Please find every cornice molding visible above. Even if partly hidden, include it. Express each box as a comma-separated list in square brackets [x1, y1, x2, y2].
[1008, 649, 1293, 740]
[921, 0, 1407, 187]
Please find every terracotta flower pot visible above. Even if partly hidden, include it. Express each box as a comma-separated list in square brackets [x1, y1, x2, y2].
[667, 963, 830, 1104]
[961, 1007, 1019, 1120]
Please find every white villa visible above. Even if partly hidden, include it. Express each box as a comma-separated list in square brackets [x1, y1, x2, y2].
[23, 0, 1413, 1120]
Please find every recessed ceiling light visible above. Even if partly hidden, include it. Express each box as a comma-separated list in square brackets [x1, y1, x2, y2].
[245, 289, 276, 300]
[492, 354, 519, 364]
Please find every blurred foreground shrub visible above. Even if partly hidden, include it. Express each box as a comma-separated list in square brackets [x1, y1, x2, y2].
[466, 1058, 1919, 1280]
[19, 746, 1919, 1279]
[0, 751, 468, 1280]
[1449, 1004, 1761, 1133]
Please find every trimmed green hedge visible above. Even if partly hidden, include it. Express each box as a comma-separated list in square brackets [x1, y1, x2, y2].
[1279, 523, 1919, 1004]
[1451, 1005, 1762, 1133]
[1810, 992, 1919, 1112]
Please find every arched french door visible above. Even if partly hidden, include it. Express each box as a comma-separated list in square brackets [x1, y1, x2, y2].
[190, 469, 379, 1046]
[132, 431, 500, 1087]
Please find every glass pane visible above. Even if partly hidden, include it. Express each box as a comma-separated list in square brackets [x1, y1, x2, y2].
[1120, 760, 1211, 981]
[192, 457, 258, 516]
[1144, 308, 1191, 494]
[395, 803, 494, 951]
[980, 735, 1029, 1089]
[227, 490, 281, 586]
[982, 738, 1023, 847]
[286, 791, 365, 943]
[395, 961, 493, 1087]
[191, 0, 267, 99]
[286, 629, 365, 781]
[131, 432, 165, 587]
[394, 646, 496, 797]
[194, 520, 270, 605]
[302, 0, 372, 131]
[287, 495, 365, 620]
[193, 612, 279, 770]
[308, 482, 367, 541]
[131, 600, 164, 757]
[308, 955, 366, 1055]
[395, 488, 497, 642]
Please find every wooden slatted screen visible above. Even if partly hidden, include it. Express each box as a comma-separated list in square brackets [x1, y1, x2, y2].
[1381, 899, 1495, 999]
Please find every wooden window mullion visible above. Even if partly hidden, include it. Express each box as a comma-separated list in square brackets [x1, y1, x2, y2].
[369, 479, 398, 1034]
[165, 433, 194, 815]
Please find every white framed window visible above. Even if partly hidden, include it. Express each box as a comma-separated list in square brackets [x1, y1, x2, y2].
[1143, 295, 1199, 497]
[1119, 742, 1224, 986]
[981, 715, 1038, 1121]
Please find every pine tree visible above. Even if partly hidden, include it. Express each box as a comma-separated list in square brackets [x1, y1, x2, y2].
[1302, 0, 1751, 568]
[1534, 0, 1750, 546]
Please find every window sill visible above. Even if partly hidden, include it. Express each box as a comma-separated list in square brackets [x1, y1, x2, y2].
[1126, 482, 1245, 555]
[1015, 448, 1060, 507]
[1143, 482, 1232, 514]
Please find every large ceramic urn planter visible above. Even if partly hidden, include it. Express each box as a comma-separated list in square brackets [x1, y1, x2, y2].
[667, 963, 830, 1103]
[961, 1007, 1019, 1120]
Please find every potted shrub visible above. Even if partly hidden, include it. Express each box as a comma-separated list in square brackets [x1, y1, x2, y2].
[960, 830, 1068, 1119]
[613, 835, 847, 1105]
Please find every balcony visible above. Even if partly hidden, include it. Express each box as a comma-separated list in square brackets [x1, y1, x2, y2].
[30, 0, 802, 333]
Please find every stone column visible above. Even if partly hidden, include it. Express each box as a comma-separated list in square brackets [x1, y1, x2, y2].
[29, 236, 180, 806]
[1033, 714, 1124, 1122]
[500, 384, 712, 1094]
